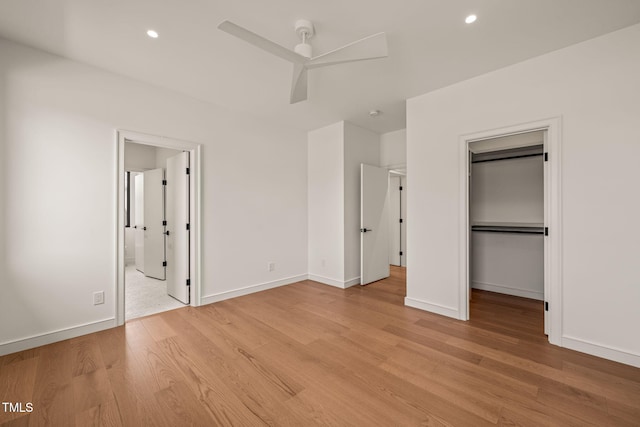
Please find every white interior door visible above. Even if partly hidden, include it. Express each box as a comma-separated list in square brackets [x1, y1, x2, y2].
[165, 152, 190, 304]
[361, 164, 390, 285]
[134, 173, 145, 273]
[143, 168, 166, 280]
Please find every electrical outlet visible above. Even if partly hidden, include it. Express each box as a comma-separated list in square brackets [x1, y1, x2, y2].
[93, 291, 104, 305]
[268, 262, 275, 272]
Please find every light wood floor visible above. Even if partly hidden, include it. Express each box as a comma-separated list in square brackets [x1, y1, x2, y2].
[2, 266, 639, 426]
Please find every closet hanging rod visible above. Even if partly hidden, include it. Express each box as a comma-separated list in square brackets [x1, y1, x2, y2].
[471, 225, 544, 235]
[471, 152, 543, 164]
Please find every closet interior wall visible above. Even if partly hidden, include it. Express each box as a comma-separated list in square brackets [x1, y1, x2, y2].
[470, 132, 544, 301]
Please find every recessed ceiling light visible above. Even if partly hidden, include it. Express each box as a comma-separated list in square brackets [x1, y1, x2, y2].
[465, 15, 477, 24]
[147, 29, 159, 38]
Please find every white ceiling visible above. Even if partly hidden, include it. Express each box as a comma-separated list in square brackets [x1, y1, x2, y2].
[1, 0, 640, 134]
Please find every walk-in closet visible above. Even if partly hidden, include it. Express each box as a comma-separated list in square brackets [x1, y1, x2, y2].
[469, 131, 546, 320]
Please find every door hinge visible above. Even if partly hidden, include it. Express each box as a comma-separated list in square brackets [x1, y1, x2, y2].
[544, 227, 549, 236]
[399, 218, 403, 223]
[186, 223, 190, 230]
[544, 152, 548, 162]
[162, 261, 167, 267]
[545, 301, 549, 311]
[162, 220, 167, 226]
[186, 279, 190, 287]
[399, 186, 403, 191]
[399, 251, 403, 256]
[186, 167, 190, 175]
[162, 179, 167, 185]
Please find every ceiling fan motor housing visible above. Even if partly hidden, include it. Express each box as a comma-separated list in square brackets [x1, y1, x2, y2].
[294, 19, 314, 58]
[295, 19, 314, 39]
[295, 43, 312, 58]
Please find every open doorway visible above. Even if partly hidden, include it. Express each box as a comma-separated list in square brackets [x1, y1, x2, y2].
[123, 143, 185, 319]
[469, 132, 546, 334]
[116, 130, 202, 326]
[360, 165, 407, 287]
[459, 118, 561, 345]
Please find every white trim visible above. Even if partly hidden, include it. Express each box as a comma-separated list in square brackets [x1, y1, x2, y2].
[201, 274, 308, 305]
[344, 277, 361, 287]
[116, 130, 203, 326]
[384, 162, 407, 174]
[458, 117, 562, 344]
[308, 274, 360, 289]
[404, 297, 459, 319]
[0, 318, 116, 356]
[471, 281, 544, 301]
[562, 336, 640, 368]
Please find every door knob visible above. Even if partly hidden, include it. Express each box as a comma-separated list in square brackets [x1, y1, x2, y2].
[143, 226, 147, 230]
[165, 230, 170, 236]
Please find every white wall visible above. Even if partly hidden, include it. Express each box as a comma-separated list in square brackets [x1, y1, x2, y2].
[0, 58, 5, 292]
[308, 122, 345, 284]
[380, 129, 406, 169]
[155, 146, 182, 169]
[471, 233, 544, 300]
[0, 38, 308, 354]
[307, 121, 380, 288]
[471, 156, 544, 224]
[125, 142, 157, 171]
[407, 24, 640, 366]
[343, 122, 380, 282]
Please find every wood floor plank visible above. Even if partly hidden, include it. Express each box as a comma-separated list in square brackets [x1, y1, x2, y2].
[165, 310, 305, 419]
[69, 335, 104, 377]
[27, 341, 75, 427]
[158, 337, 266, 426]
[94, 326, 127, 370]
[0, 358, 38, 425]
[105, 356, 172, 427]
[72, 368, 113, 414]
[74, 398, 122, 427]
[1, 267, 639, 426]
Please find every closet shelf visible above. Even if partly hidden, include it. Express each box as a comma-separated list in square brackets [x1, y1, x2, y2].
[471, 222, 544, 235]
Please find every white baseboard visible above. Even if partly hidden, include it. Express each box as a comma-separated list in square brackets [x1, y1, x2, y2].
[404, 297, 459, 319]
[200, 274, 308, 305]
[307, 274, 360, 289]
[344, 277, 361, 288]
[562, 335, 640, 368]
[0, 318, 117, 357]
[472, 281, 544, 301]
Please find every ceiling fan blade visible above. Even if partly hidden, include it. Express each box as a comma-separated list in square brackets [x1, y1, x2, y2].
[306, 32, 388, 69]
[290, 64, 308, 104]
[218, 20, 307, 64]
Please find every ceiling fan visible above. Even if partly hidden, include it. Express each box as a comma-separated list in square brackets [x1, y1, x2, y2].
[218, 19, 388, 104]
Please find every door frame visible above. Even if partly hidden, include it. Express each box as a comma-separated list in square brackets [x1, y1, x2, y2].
[458, 117, 562, 346]
[388, 171, 406, 267]
[115, 130, 202, 326]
